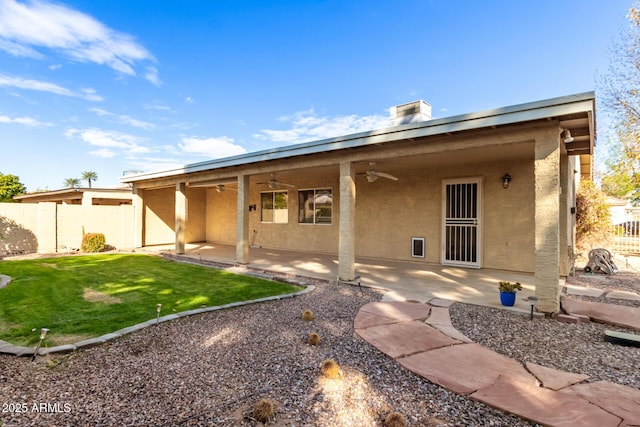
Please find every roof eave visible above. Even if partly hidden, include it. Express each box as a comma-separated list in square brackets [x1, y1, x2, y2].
[121, 92, 596, 184]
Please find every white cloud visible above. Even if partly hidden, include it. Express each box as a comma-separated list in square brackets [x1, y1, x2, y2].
[184, 97, 194, 104]
[49, 63, 62, 70]
[0, 72, 102, 101]
[0, 113, 52, 126]
[143, 101, 172, 112]
[0, 38, 42, 58]
[179, 136, 246, 158]
[254, 109, 390, 143]
[144, 66, 161, 86]
[65, 127, 151, 156]
[0, 0, 155, 78]
[90, 148, 116, 158]
[90, 107, 155, 130]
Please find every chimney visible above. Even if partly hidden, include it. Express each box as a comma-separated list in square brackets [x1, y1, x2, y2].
[390, 100, 431, 126]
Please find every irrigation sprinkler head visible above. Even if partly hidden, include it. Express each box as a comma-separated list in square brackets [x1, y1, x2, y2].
[156, 304, 162, 325]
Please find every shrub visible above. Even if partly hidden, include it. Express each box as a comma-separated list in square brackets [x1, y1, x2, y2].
[321, 358, 340, 379]
[81, 233, 106, 253]
[302, 309, 314, 321]
[384, 412, 407, 427]
[576, 180, 612, 251]
[252, 398, 274, 423]
[307, 332, 320, 346]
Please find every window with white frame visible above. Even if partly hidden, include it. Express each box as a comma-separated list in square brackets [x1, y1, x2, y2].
[261, 191, 288, 223]
[298, 189, 332, 224]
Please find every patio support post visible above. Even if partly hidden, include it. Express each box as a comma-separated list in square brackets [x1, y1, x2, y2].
[338, 161, 356, 281]
[534, 128, 561, 313]
[132, 186, 145, 248]
[236, 174, 250, 264]
[175, 182, 187, 255]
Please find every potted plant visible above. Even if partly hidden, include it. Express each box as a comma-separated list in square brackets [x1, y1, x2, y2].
[498, 281, 522, 306]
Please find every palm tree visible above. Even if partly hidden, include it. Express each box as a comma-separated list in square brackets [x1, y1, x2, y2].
[81, 171, 98, 188]
[63, 178, 81, 188]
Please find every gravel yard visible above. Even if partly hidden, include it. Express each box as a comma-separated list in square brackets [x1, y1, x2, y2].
[451, 270, 640, 390]
[0, 264, 638, 426]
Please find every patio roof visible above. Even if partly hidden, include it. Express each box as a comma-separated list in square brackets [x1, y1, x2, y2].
[120, 92, 595, 184]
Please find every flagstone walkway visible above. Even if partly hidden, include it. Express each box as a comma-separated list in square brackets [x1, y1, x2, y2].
[354, 299, 640, 427]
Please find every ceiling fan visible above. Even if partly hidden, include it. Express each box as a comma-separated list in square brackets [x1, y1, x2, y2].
[256, 173, 295, 189]
[358, 162, 399, 183]
[215, 184, 237, 192]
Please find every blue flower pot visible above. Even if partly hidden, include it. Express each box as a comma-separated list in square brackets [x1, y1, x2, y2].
[500, 291, 516, 307]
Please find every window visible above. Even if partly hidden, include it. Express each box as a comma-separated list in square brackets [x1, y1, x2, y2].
[298, 189, 332, 224]
[261, 191, 288, 223]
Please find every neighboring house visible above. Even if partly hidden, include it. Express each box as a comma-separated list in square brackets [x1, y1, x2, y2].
[607, 197, 640, 226]
[120, 92, 596, 313]
[14, 188, 133, 205]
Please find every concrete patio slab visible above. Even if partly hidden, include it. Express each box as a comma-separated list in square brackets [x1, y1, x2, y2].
[564, 284, 605, 297]
[561, 298, 640, 330]
[397, 343, 536, 395]
[525, 362, 589, 390]
[561, 381, 640, 427]
[358, 301, 430, 322]
[606, 290, 640, 301]
[356, 321, 460, 359]
[471, 375, 622, 427]
[428, 298, 455, 308]
[157, 244, 540, 314]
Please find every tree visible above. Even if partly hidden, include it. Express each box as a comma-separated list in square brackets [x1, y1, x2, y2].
[600, 1, 640, 204]
[81, 171, 98, 188]
[600, 126, 638, 200]
[63, 178, 81, 188]
[575, 180, 612, 251]
[0, 173, 26, 202]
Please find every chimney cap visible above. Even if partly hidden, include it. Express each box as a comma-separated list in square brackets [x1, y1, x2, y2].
[390, 100, 431, 126]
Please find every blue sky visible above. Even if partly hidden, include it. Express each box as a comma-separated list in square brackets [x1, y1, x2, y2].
[0, 0, 632, 191]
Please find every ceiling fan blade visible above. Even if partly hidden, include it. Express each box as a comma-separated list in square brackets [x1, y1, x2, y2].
[376, 172, 399, 181]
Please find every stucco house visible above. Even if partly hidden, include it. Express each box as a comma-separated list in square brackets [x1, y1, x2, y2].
[120, 92, 596, 313]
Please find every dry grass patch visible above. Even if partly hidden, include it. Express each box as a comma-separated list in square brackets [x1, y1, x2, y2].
[83, 288, 122, 304]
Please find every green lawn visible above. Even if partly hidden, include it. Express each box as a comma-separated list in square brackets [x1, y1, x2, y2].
[0, 254, 303, 346]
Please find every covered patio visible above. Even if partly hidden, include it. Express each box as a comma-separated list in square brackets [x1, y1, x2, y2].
[143, 243, 545, 314]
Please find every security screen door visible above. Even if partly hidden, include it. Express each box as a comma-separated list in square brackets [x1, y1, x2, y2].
[442, 178, 481, 268]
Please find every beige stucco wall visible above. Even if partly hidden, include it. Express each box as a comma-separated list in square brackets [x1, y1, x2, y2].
[0, 202, 133, 254]
[205, 188, 237, 244]
[193, 157, 536, 272]
[144, 187, 175, 245]
[352, 159, 535, 272]
[186, 187, 206, 243]
[0, 202, 39, 254]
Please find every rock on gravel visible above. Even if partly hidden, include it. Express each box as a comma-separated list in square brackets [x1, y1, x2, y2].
[0, 281, 534, 427]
